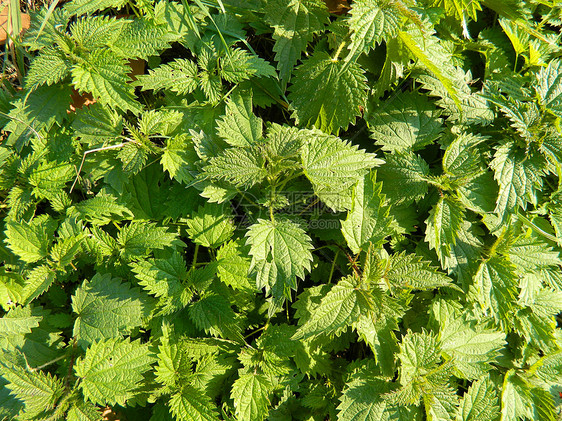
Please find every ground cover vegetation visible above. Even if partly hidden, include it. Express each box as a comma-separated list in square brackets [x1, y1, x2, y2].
[1, 0, 562, 419]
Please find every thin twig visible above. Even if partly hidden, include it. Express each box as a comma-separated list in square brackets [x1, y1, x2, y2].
[69, 143, 125, 193]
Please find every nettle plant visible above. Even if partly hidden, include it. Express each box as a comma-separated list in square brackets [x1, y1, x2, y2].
[1, 0, 562, 420]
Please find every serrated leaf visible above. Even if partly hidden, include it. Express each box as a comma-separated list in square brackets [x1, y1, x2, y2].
[1, 364, 64, 419]
[346, 0, 401, 60]
[204, 146, 267, 188]
[4, 215, 57, 263]
[264, 0, 329, 81]
[289, 51, 368, 134]
[398, 330, 441, 383]
[301, 129, 383, 211]
[216, 240, 253, 291]
[25, 47, 71, 90]
[117, 222, 182, 260]
[130, 251, 187, 298]
[169, 385, 219, 421]
[21, 264, 56, 305]
[377, 152, 429, 205]
[417, 67, 494, 126]
[439, 317, 505, 379]
[137, 58, 199, 94]
[341, 172, 393, 254]
[71, 49, 142, 114]
[189, 293, 243, 342]
[186, 202, 235, 249]
[231, 373, 272, 421]
[425, 196, 465, 261]
[398, 28, 461, 112]
[369, 92, 443, 153]
[216, 90, 263, 147]
[72, 273, 152, 347]
[293, 277, 369, 340]
[246, 218, 313, 307]
[74, 337, 154, 406]
[0, 306, 42, 340]
[161, 134, 198, 185]
[72, 102, 123, 144]
[337, 367, 395, 421]
[490, 143, 545, 225]
[4, 85, 72, 149]
[456, 376, 500, 421]
[67, 400, 103, 421]
[384, 252, 452, 291]
[72, 193, 132, 225]
[536, 59, 562, 115]
[472, 256, 518, 327]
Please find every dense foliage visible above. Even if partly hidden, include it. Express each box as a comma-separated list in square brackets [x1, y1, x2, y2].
[1, 0, 562, 419]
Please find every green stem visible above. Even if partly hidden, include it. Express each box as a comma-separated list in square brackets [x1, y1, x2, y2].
[192, 244, 200, 267]
[332, 41, 347, 62]
[328, 250, 339, 284]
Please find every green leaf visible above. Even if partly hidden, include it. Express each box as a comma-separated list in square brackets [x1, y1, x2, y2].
[289, 51, 368, 134]
[425, 196, 465, 261]
[204, 146, 267, 188]
[301, 129, 383, 211]
[264, 0, 329, 81]
[456, 376, 500, 421]
[398, 330, 441, 383]
[110, 17, 172, 59]
[4, 85, 72, 149]
[65, 0, 128, 15]
[216, 90, 263, 147]
[490, 143, 545, 225]
[472, 256, 518, 327]
[137, 58, 199, 95]
[246, 218, 313, 307]
[441, 220, 484, 288]
[0, 306, 41, 340]
[500, 370, 534, 421]
[293, 277, 368, 340]
[220, 48, 277, 83]
[398, 28, 461, 112]
[74, 337, 154, 406]
[186, 202, 236, 249]
[231, 372, 272, 421]
[346, 0, 401, 60]
[216, 240, 253, 291]
[442, 133, 487, 179]
[337, 366, 395, 421]
[72, 193, 132, 225]
[439, 317, 505, 379]
[369, 92, 443, 153]
[117, 222, 183, 260]
[169, 385, 219, 421]
[71, 49, 142, 114]
[0, 365, 64, 419]
[535, 59, 562, 115]
[416, 67, 494, 126]
[377, 152, 429, 205]
[72, 273, 152, 347]
[383, 252, 452, 291]
[130, 251, 187, 298]
[341, 172, 393, 254]
[72, 102, 123, 144]
[161, 134, 198, 185]
[189, 293, 243, 341]
[4, 215, 57, 263]
[25, 47, 71, 90]
[431, 0, 483, 21]
[67, 400, 103, 421]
